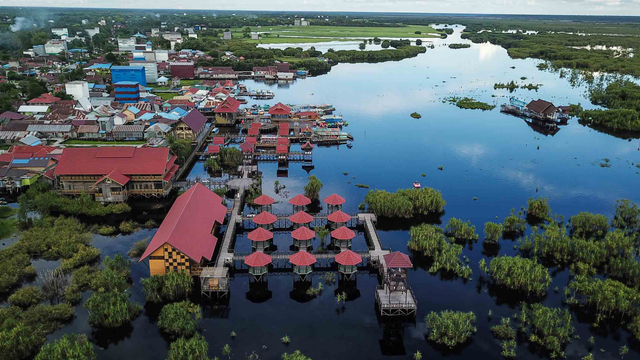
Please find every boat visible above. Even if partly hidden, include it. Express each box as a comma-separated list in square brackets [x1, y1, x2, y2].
[413, 182, 421, 189]
[212, 127, 219, 134]
[236, 97, 248, 104]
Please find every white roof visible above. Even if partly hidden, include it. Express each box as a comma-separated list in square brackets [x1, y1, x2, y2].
[19, 134, 42, 146]
[18, 105, 49, 113]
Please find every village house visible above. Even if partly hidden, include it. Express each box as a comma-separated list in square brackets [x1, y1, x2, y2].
[112, 124, 145, 140]
[139, 183, 227, 276]
[214, 97, 241, 125]
[53, 147, 178, 203]
[526, 99, 558, 121]
[173, 109, 207, 141]
[269, 102, 292, 121]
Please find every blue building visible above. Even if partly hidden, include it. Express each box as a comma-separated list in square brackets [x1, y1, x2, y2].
[114, 81, 140, 104]
[111, 66, 147, 87]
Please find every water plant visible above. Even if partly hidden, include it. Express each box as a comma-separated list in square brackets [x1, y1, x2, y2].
[518, 303, 574, 358]
[128, 239, 149, 259]
[142, 271, 193, 302]
[485, 256, 551, 296]
[84, 290, 142, 328]
[8, 286, 43, 308]
[445, 96, 495, 111]
[364, 187, 446, 218]
[526, 197, 552, 221]
[355, 183, 370, 188]
[425, 310, 477, 348]
[304, 175, 323, 199]
[503, 209, 526, 236]
[501, 340, 517, 358]
[34, 333, 95, 360]
[414, 350, 422, 360]
[282, 350, 312, 360]
[305, 283, 323, 296]
[491, 317, 516, 340]
[410, 112, 422, 119]
[281, 335, 291, 344]
[484, 222, 504, 244]
[444, 217, 478, 244]
[98, 225, 116, 235]
[408, 224, 472, 278]
[167, 334, 210, 360]
[158, 301, 201, 338]
[323, 272, 336, 284]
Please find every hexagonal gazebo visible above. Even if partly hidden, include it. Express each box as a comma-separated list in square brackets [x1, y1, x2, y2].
[289, 210, 313, 229]
[244, 251, 273, 281]
[331, 226, 356, 250]
[253, 194, 275, 213]
[252, 211, 278, 230]
[248, 227, 273, 252]
[289, 250, 317, 281]
[327, 210, 351, 229]
[291, 226, 315, 250]
[335, 249, 362, 280]
[324, 193, 346, 213]
[289, 194, 311, 212]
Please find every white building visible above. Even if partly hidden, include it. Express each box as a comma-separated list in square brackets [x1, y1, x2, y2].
[301, 20, 309, 26]
[154, 50, 169, 62]
[294, 19, 301, 26]
[65, 81, 90, 100]
[251, 32, 260, 40]
[143, 51, 156, 62]
[81, 19, 88, 25]
[51, 28, 69, 37]
[117, 37, 137, 52]
[86, 27, 100, 37]
[44, 40, 67, 55]
[151, 28, 160, 35]
[189, 33, 198, 39]
[223, 31, 232, 40]
[131, 61, 158, 83]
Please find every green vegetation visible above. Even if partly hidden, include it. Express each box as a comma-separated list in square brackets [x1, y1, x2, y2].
[484, 256, 551, 296]
[491, 317, 516, 340]
[282, 350, 312, 360]
[241, 25, 442, 41]
[167, 135, 193, 165]
[483, 222, 504, 244]
[501, 340, 517, 358]
[35, 333, 95, 360]
[445, 97, 496, 111]
[444, 217, 478, 244]
[19, 183, 131, 219]
[167, 334, 210, 360]
[410, 112, 422, 119]
[494, 81, 541, 92]
[119, 220, 137, 233]
[503, 209, 527, 236]
[425, 310, 477, 348]
[8, 286, 43, 308]
[579, 80, 640, 132]
[304, 175, 323, 199]
[142, 271, 193, 302]
[128, 239, 149, 259]
[566, 275, 640, 325]
[0, 206, 17, 239]
[569, 211, 609, 239]
[408, 224, 472, 278]
[158, 301, 201, 338]
[526, 197, 552, 221]
[364, 187, 446, 218]
[325, 46, 426, 64]
[204, 147, 243, 172]
[98, 225, 116, 235]
[85, 290, 141, 328]
[518, 303, 574, 358]
[448, 43, 471, 49]
[281, 335, 291, 344]
[355, 184, 369, 188]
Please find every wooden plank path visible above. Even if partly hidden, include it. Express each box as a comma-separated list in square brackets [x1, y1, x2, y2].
[175, 124, 217, 180]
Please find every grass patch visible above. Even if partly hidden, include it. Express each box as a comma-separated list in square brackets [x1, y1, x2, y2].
[157, 93, 177, 101]
[445, 97, 496, 111]
[410, 112, 422, 119]
[355, 184, 370, 188]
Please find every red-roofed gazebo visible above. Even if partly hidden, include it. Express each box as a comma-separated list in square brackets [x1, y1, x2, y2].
[290, 250, 316, 280]
[248, 227, 274, 251]
[331, 226, 355, 250]
[383, 251, 413, 269]
[335, 249, 362, 279]
[253, 194, 274, 212]
[212, 136, 225, 145]
[289, 194, 311, 212]
[291, 226, 315, 249]
[289, 210, 313, 224]
[324, 193, 346, 206]
[244, 251, 272, 280]
[253, 211, 277, 229]
[328, 210, 351, 227]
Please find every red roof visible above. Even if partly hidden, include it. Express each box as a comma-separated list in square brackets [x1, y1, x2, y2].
[140, 183, 226, 262]
[276, 145, 288, 154]
[324, 193, 346, 206]
[93, 169, 131, 187]
[383, 251, 413, 268]
[211, 87, 229, 95]
[335, 250, 362, 266]
[206, 145, 220, 154]
[224, 80, 235, 87]
[239, 142, 255, 153]
[28, 93, 59, 104]
[279, 122, 290, 130]
[247, 128, 259, 136]
[289, 250, 316, 266]
[278, 127, 289, 136]
[331, 226, 356, 240]
[244, 251, 272, 267]
[277, 138, 289, 146]
[289, 194, 311, 206]
[328, 210, 351, 223]
[291, 226, 315, 240]
[248, 227, 273, 242]
[253, 194, 274, 206]
[289, 211, 313, 224]
[301, 141, 314, 150]
[163, 164, 179, 181]
[269, 102, 291, 116]
[246, 137, 257, 144]
[296, 111, 319, 118]
[250, 122, 262, 129]
[253, 211, 277, 225]
[55, 147, 172, 176]
[182, 109, 207, 133]
[215, 97, 241, 113]
[212, 137, 225, 145]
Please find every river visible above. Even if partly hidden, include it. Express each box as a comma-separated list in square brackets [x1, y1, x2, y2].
[36, 26, 640, 360]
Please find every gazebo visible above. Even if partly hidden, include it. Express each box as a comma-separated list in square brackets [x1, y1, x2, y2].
[380, 251, 414, 309]
[289, 194, 311, 212]
[289, 210, 313, 229]
[239, 141, 255, 164]
[324, 193, 346, 212]
[244, 251, 272, 281]
[335, 250, 362, 280]
[289, 250, 317, 281]
[248, 227, 273, 252]
[253, 194, 275, 212]
[327, 210, 351, 229]
[291, 226, 315, 250]
[331, 226, 356, 250]
[253, 211, 277, 230]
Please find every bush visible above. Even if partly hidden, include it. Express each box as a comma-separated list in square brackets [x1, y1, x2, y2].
[158, 301, 201, 338]
[61, 245, 101, 272]
[98, 225, 116, 235]
[503, 209, 526, 235]
[19, 184, 131, 217]
[491, 317, 516, 340]
[142, 271, 193, 302]
[569, 212, 609, 239]
[444, 218, 478, 244]
[8, 286, 43, 308]
[282, 350, 312, 360]
[409, 224, 472, 278]
[304, 175, 323, 199]
[526, 197, 551, 221]
[0, 245, 32, 293]
[518, 304, 574, 356]
[425, 310, 476, 348]
[35, 333, 95, 360]
[364, 188, 446, 218]
[484, 222, 504, 244]
[84, 290, 141, 328]
[19, 216, 91, 260]
[128, 239, 149, 259]
[167, 334, 210, 360]
[487, 256, 551, 296]
[119, 220, 137, 233]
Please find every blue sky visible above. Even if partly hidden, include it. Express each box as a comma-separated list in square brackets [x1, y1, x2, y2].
[13, 0, 640, 16]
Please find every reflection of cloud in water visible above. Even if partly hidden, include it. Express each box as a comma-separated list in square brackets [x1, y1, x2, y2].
[455, 143, 488, 165]
[477, 43, 501, 62]
[501, 168, 556, 195]
[346, 88, 440, 116]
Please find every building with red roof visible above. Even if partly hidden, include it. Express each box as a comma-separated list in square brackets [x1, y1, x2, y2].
[214, 97, 241, 125]
[140, 183, 227, 276]
[289, 194, 311, 207]
[383, 252, 413, 269]
[289, 211, 313, 224]
[290, 250, 316, 279]
[331, 226, 356, 249]
[174, 109, 207, 141]
[291, 226, 315, 249]
[206, 144, 220, 155]
[253, 194, 274, 206]
[269, 102, 291, 120]
[278, 122, 290, 136]
[212, 136, 225, 145]
[27, 93, 60, 105]
[239, 141, 254, 153]
[244, 251, 272, 279]
[248, 227, 273, 251]
[335, 250, 362, 279]
[54, 147, 178, 203]
[328, 210, 351, 224]
[247, 128, 259, 136]
[253, 211, 277, 226]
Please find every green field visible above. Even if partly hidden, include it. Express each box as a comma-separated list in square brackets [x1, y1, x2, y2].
[232, 25, 443, 44]
[157, 93, 177, 101]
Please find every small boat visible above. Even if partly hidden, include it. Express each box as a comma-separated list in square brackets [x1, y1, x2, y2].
[413, 182, 421, 189]
[212, 127, 219, 134]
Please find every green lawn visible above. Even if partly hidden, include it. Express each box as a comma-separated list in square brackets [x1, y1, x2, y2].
[63, 140, 148, 146]
[232, 25, 443, 42]
[245, 37, 353, 45]
[274, 56, 312, 63]
[157, 93, 177, 101]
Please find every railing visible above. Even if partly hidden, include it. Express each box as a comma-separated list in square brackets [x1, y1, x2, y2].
[61, 189, 96, 194]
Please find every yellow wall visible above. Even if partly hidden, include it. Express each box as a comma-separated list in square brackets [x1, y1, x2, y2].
[149, 246, 166, 276]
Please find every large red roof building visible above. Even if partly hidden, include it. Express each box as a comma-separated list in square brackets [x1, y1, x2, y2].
[140, 183, 227, 276]
[54, 147, 178, 203]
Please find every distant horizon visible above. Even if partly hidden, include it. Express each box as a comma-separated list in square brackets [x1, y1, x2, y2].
[1, 3, 639, 17]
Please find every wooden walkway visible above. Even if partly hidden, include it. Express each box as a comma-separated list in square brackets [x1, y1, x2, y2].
[175, 124, 217, 180]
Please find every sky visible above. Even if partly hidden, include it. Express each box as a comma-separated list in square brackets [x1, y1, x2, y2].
[8, 0, 640, 16]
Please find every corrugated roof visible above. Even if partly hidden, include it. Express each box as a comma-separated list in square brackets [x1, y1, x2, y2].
[55, 147, 171, 175]
[113, 125, 145, 132]
[181, 109, 207, 133]
[27, 124, 73, 132]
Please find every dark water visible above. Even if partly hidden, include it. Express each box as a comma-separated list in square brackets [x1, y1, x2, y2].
[37, 27, 640, 360]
